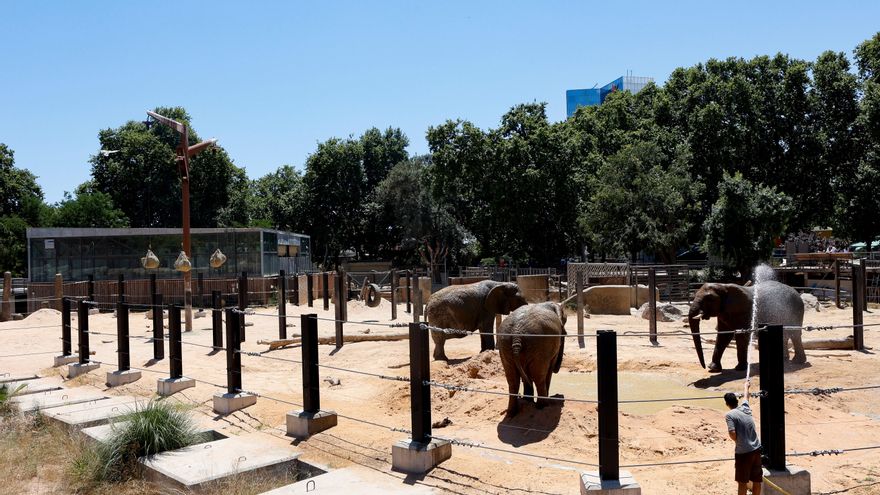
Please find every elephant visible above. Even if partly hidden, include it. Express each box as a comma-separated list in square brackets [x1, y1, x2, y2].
[426, 280, 528, 361]
[497, 302, 566, 417]
[688, 280, 807, 372]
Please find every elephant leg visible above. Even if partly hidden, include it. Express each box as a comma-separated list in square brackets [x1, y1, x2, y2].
[790, 330, 807, 364]
[431, 330, 448, 361]
[504, 362, 522, 418]
[534, 369, 551, 409]
[734, 333, 749, 371]
[479, 321, 496, 352]
[709, 330, 735, 372]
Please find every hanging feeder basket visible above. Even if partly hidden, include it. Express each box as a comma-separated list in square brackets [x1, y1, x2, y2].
[174, 251, 192, 272]
[141, 249, 160, 270]
[209, 248, 227, 268]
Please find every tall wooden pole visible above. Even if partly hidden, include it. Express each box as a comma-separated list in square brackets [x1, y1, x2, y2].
[181, 127, 194, 332]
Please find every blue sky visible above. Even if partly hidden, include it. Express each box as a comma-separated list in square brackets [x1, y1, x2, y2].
[2, 1, 879, 203]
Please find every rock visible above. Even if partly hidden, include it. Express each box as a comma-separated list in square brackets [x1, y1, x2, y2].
[12, 313, 24, 320]
[801, 293, 820, 312]
[432, 417, 452, 429]
[637, 302, 682, 322]
[88, 308, 100, 315]
[323, 376, 341, 387]
[194, 310, 206, 319]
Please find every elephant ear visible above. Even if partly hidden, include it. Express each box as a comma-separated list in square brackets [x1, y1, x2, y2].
[555, 303, 567, 326]
[485, 284, 513, 315]
[553, 319, 566, 373]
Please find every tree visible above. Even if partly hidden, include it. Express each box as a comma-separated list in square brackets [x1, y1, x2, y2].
[703, 172, 793, 276]
[248, 165, 306, 231]
[50, 182, 129, 228]
[90, 107, 247, 228]
[0, 144, 49, 275]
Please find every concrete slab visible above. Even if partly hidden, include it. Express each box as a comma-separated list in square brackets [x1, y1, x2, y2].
[68, 362, 100, 378]
[391, 439, 451, 474]
[54, 354, 79, 367]
[141, 434, 302, 491]
[286, 410, 337, 439]
[106, 369, 142, 387]
[0, 378, 62, 396]
[11, 389, 109, 413]
[0, 374, 38, 384]
[157, 377, 195, 396]
[213, 392, 256, 414]
[262, 468, 437, 494]
[580, 471, 641, 494]
[81, 422, 225, 445]
[763, 465, 810, 495]
[41, 396, 145, 430]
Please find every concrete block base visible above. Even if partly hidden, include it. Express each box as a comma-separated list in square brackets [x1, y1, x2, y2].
[391, 438, 451, 474]
[67, 362, 100, 378]
[212, 392, 256, 414]
[580, 471, 641, 494]
[286, 410, 337, 438]
[156, 377, 195, 396]
[763, 465, 810, 495]
[106, 369, 141, 387]
[54, 354, 79, 367]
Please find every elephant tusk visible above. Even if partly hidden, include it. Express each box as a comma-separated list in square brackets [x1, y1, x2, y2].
[690, 314, 703, 320]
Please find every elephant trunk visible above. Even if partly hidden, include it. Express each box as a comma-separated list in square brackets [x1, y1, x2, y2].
[688, 306, 706, 369]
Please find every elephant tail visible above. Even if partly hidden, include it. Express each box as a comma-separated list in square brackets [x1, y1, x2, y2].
[511, 335, 524, 357]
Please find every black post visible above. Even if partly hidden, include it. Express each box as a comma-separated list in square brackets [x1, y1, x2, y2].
[279, 270, 287, 339]
[834, 260, 841, 309]
[238, 271, 248, 342]
[301, 314, 320, 412]
[150, 274, 157, 306]
[292, 272, 300, 307]
[759, 324, 786, 471]
[597, 329, 619, 481]
[648, 267, 658, 346]
[116, 301, 130, 371]
[391, 269, 398, 320]
[212, 290, 223, 349]
[412, 272, 421, 323]
[322, 272, 330, 311]
[169, 305, 183, 379]
[152, 294, 164, 360]
[77, 299, 90, 365]
[225, 307, 242, 394]
[117, 274, 125, 303]
[61, 297, 72, 356]
[406, 270, 412, 313]
[408, 321, 432, 444]
[87, 274, 95, 302]
[852, 261, 864, 351]
[334, 271, 344, 349]
[307, 273, 314, 307]
[197, 272, 204, 309]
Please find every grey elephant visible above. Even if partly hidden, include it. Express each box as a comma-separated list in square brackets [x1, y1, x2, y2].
[497, 302, 566, 417]
[426, 280, 528, 361]
[689, 280, 806, 372]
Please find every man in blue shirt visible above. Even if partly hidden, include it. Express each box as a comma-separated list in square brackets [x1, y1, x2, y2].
[725, 379, 763, 495]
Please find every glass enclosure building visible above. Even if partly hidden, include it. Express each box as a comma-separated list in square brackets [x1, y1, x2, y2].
[566, 75, 654, 117]
[26, 227, 312, 282]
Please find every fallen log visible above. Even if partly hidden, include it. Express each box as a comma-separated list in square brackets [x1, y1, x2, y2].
[802, 336, 855, 350]
[257, 332, 409, 350]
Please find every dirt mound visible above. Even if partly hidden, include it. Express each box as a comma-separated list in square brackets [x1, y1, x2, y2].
[24, 308, 61, 325]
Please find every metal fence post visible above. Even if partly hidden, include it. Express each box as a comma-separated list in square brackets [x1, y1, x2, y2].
[406, 270, 412, 314]
[77, 300, 90, 365]
[279, 269, 287, 339]
[648, 267, 658, 346]
[322, 272, 330, 311]
[88, 274, 95, 303]
[150, 274, 157, 307]
[834, 260, 841, 308]
[238, 271, 248, 342]
[759, 324, 786, 471]
[409, 321, 432, 444]
[292, 272, 300, 307]
[197, 272, 204, 309]
[334, 271, 345, 349]
[307, 273, 314, 307]
[117, 301, 130, 371]
[225, 307, 242, 394]
[852, 261, 864, 351]
[169, 305, 183, 379]
[412, 272, 422, 323]
[576, 273, 585, 348]
[61, 297, 72, 357]
[152, 294, 164, 360]
[391, 269, 398, 320]
[597, 329, 619, 481]
[302, 314, 320, 412]
[212, 290, 223, 349]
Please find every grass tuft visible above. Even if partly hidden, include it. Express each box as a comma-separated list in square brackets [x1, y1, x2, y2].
[0, 384, 25, 416]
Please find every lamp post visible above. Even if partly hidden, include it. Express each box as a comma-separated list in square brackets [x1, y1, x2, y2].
[145, 110, 217, 332]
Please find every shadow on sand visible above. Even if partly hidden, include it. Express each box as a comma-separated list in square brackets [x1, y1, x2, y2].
[496, 395, 564, 447]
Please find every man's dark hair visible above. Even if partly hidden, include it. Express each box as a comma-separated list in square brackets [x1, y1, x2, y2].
[724, 392, 738, 408]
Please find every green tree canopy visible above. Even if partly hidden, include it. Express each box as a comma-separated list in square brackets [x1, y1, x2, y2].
[50, 182, 129, 228]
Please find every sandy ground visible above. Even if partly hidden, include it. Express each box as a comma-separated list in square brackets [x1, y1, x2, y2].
[1, 296, 879, 495]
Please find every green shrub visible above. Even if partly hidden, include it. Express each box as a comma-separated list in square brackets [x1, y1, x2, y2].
[0, 384, 25, 415]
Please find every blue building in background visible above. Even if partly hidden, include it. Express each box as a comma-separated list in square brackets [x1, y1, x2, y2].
[566, 75, 653, 118]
